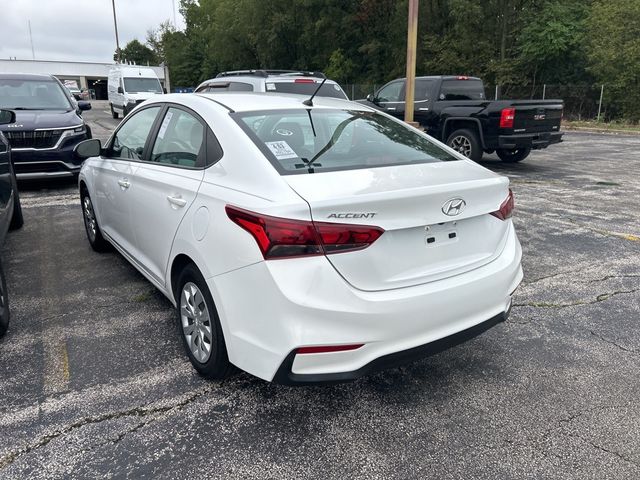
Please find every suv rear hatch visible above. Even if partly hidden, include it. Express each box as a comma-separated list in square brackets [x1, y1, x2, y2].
[266, 78, 348, 99]
[285, 162, 511, 292]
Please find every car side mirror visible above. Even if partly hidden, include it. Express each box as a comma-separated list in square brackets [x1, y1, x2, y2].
[74, 139, 102, 159]
[163, 87, 167, 94]
[366, 93, 377, 104]
[77, 101, 92, 111]
[0, 110, 16, 125]
[117, 86, 124, 94]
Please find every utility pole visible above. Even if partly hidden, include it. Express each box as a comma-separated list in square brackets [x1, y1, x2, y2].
[112, 0, 121, 63]
[404, 0, 419, 127]
[28, 20, 35, 60]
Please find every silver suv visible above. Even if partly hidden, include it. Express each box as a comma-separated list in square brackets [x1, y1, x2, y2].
[194, 70, 348, 99]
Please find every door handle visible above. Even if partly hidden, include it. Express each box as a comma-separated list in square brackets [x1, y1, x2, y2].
[167, 195, 187, 208]
[117, 178, 130, 189]
[386, 107, 396, 111]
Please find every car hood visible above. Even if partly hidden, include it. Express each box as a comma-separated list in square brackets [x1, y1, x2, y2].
[0, 109, 82, 131]
[127, 92, 162, 101]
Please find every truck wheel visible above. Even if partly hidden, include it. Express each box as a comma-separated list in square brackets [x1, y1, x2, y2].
[110, 103, 119, 119]
[497, 147, 531, 163]
[446, 129, 482, 162]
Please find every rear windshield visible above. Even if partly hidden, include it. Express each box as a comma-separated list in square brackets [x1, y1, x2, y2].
[233, 109, 459, 175]
[439, 79, 485, 101]
[266, 81, 348, 99]
[0, 79, 72, 110]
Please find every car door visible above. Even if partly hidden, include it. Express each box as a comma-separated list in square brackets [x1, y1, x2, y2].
[373, 80, 405, 119]
[125, 105, 208, 285]
[94, 105, 162, 255]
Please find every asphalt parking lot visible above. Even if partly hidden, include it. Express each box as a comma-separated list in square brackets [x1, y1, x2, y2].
[1, 102, 639, 479]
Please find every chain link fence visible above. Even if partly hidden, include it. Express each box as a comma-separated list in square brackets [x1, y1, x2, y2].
[342, 83, 608, 121]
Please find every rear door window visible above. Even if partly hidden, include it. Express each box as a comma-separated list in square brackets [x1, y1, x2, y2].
[415, 79, 435, 101]
[150, 107, 206, 168]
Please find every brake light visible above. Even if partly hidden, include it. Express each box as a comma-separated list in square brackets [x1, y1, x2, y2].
[457, 76, 469, 80]
[294, 78, 315, 83]
[297, 344, 364, 354]
[225, 206, 384, 259]
[500, 108, 515, 129]
[490, 189, 515, 220]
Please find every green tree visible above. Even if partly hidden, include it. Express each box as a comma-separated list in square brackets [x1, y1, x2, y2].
[518, 1, 591, 86]
[115, 39, 158, 65]
[587, 0, 640, 121]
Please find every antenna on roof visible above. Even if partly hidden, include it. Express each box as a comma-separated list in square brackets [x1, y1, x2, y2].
[302, 78, 327, 107]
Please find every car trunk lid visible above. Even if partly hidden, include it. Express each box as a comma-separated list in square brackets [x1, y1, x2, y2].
[285, 161, 511, 291]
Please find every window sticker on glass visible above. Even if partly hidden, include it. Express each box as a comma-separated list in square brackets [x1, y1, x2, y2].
[157, 111, 173, 140]
[265, 141, 298, 159]
[266, 83, 276, 91]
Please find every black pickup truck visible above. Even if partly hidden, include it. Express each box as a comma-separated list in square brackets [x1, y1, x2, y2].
[359, 75, 563, 163]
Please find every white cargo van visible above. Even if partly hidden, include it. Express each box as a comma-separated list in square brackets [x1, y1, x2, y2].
[108, 66, 164, 119]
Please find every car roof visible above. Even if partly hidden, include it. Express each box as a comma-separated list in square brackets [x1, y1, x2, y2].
[197, 76, 341, 90]
[191, 92, 373, 113]
[0, 73, 55, 81]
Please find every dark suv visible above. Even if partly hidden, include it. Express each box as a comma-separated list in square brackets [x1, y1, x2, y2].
[0, 73, 92, 179]
[0, 109, 25, 337]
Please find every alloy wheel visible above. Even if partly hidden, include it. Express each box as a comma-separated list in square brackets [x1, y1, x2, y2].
[83, 196, 97, 242]
[180, 282, 213, 363]
[449, 135, 472, 158]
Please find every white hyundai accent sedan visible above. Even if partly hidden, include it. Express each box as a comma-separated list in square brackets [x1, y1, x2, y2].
[75, 92, 522, 384]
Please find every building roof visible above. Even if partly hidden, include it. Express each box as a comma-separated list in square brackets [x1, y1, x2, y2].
[0, 59, 165, 80]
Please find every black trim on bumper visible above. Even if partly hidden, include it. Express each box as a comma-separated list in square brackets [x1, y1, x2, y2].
[498, 131, 563, 150]
[272, 311, 509, 386]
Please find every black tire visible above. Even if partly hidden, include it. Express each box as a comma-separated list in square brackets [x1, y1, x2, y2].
[0, 259, 10, 338]
[110, 103, 119, 119]
[9, 174, 23, 231]
[446, 128, 483, 162]
[497, 147, 531, 163]
[80, 189, 111, 252]
[176, 264, 233, 380]
[122, 104, 129, 117]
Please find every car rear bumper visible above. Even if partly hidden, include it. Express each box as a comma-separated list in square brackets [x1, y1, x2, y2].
[498, 131, 563, 150]
[208, 222, 523, 383]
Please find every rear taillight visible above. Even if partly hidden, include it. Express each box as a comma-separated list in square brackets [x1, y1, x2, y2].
[499, 108, 515, 129]
[294, 78, 315, 83]
[491, 189, 515, 220]
[225, 206, 384, 259]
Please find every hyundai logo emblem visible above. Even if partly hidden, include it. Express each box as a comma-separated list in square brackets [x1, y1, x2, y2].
[442, 198, 466, 216]
[275, 128, 293, 136]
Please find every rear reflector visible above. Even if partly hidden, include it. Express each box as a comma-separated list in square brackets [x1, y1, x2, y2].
[296, 344, 364, 354]
[225, 206, 384, 259]
[294, 78, 315, 83]
[491, 189, 515, 220]
[500, 108, 515, 129]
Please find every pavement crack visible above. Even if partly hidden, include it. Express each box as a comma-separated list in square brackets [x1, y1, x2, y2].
[512, 288, 639, 309]
[0, 386, 213, 470]
[590, 330, 638, 355]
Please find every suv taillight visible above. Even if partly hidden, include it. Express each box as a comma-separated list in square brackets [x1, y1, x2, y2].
[490, 189, 514, 220]
[499, 108, 515, 129]
[226, 206, 384, 259]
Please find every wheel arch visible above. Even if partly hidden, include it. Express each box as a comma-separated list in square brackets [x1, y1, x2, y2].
[443, 117, 486, 148]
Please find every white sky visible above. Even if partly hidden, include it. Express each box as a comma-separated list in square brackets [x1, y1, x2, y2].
[1, 0, 185, 63]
